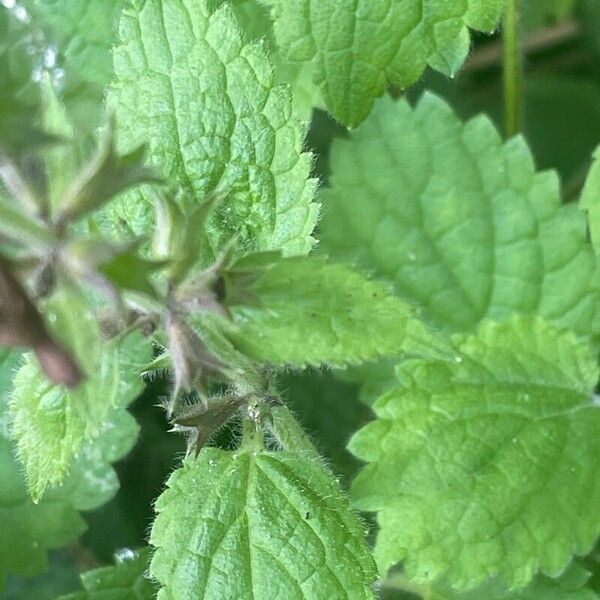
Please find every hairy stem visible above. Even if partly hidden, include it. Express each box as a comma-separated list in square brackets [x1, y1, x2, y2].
[241, 417, 264, 451]
[503, 0, 523, 137]
[267, 404, 321, 461]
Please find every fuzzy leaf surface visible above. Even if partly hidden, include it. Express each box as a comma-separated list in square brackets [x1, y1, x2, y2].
[150, 448, 376, 599]
[58, 547, 156, 599]
[262, 0, 505, 126]
[224, 255, 451, 367]
[0, 351, 139, 587]
[9, 292, 151, 500]
[350, 317, 600, 590]
[109, 0, 318, 258]
[322, 94, 600, 338]
[212, 0, 322, 119]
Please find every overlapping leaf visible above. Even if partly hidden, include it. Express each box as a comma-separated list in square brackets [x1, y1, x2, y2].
[150, 448, 376, 599]
[212, 0, 322, 119]
[58, 547, 156, 599]
[24, 0, 123, 87]
[22, 0, 125, 129]
[222, 255, 451, 367]
[350, 317, 600, 590]
[262, 0, 506, 126]
[108, 0, 318, 259]
[0, 351, 139, 588]
[9, 290, 151, 500]
[0, 7, 35, 100]
[379, 562, 599, 599]
[0, 6, 49, 152]
[322, 93, 600, 338]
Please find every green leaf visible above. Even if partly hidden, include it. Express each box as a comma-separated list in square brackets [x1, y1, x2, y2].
[4, 551, 81, 600]
[221, 0, 272, 40]
[9, 291, 151, 500]
[25, 0, 123, 85]
[275, 59, 323, 121]
[62, 238, 165, 300]
[262, 0, 506, 126]
[0, 7, 52, 153]
[210, 0, 323, 119]
[0, 7, 35, 101]
[321, 93, 600, 338]
[349, 316, 600, 591]
[581, 146, 600, 254]
[428, 562, 599, 599]
[0, 351, 139, 587]
[56, 129, 158, 226]
[222, 255, 451, 367]
[150, 448, 377, 599]
[40, 75, 81, 216]
[22, 0, 125, 130]
[435, 74, 600, 185]
[108, 0, 318, 259]
[182, 312, 264, 397]
[98, 243, 164, 300]
[57, 547, 156, 600]
[152, 193, 215, 285]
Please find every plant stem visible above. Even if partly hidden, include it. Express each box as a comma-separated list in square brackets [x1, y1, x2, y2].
[267, 404, 321, 461]
[503, 0, 523, 137]
[241, 417, 264, 451]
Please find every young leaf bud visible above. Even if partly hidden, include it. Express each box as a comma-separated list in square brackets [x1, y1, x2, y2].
[166, 312, 226, 414]
[56, 121, 160, 227]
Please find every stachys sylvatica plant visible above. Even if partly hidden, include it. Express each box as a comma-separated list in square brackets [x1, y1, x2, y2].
[3, 0, 600, 598]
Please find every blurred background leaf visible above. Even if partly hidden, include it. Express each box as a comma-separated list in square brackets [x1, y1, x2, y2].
[20, 0, 124, 131]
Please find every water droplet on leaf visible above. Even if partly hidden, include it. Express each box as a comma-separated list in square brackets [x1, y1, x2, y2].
[114, 548, 138, 563]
